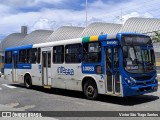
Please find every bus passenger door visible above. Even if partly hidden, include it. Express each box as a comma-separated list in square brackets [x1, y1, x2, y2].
[42, 51, 51, 87]
[12, 51, 18, 83]
[105, 47, 121, 95]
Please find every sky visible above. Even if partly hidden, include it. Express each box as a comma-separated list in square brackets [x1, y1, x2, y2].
[0, 0, 160, 39]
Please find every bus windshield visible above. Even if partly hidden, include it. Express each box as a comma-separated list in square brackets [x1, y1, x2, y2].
[122, 35, 156, 73]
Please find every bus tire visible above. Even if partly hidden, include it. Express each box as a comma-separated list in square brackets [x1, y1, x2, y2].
[83, 80, 98, 100]
[24, 75, 32, 88]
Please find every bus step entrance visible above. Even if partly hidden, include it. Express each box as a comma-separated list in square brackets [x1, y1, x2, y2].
[43, 85, 51, 89]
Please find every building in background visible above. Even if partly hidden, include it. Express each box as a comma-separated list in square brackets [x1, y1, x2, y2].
[21, 30, 53, 45]
[47, 26, 84, 42]
[81, 22, 122, 37]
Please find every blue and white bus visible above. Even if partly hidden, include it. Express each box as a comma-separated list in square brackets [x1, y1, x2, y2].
[4, 33, 158, 99]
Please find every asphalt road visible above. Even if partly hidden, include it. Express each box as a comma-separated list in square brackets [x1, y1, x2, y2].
[0, 77, 160, 120]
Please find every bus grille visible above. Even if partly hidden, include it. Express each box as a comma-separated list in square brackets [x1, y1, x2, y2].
[136, 82, 152, 86]
[139, 87, 151, 92]
[134, 76, 152, 81]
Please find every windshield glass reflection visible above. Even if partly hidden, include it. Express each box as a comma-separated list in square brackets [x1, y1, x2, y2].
[123, 46, 156, 73]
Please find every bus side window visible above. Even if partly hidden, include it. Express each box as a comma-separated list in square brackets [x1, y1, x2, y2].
[53, 45, 64, 63]
[27, 48, 37, 64]
[65, 44, 81, 63]
[5, 51, 12, 64]
[37, 48, 41, 63]
[83, 42, 101, 63]
[19, 50, 27, 63]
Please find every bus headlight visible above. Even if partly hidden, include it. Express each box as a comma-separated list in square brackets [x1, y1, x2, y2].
[96, 65, 102, 74]
[155, 77, 158, 82]
[127, 80, 131, 83]
[125, 78, 131, 83]
[152, 77, 158, 83]
[130, 77, 136, 83]
[125, 78, 130, 83]
[127, 79, 133, 86]
[124, 77, 135, 86]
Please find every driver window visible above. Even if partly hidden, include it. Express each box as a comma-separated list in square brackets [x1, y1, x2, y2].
[83, 42, 101, 63]
[125, 47, 135, 65]
[129, 47, 136, 61]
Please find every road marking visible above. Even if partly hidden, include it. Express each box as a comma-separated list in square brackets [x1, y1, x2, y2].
[2, 84, 17, 89]
[6, 103, 19, 107]
[0, 88, 2, 90]
[19, 105, 36, 110]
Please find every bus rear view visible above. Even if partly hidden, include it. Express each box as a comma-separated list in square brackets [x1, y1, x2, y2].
[119, 33, 158, 96]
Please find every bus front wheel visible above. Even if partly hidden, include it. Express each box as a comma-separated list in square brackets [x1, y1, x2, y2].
[83, 80, 98, 100]
[24, 75, 32, 88]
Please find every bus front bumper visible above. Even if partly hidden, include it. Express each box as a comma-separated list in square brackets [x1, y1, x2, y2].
[122, 83, 158, 97]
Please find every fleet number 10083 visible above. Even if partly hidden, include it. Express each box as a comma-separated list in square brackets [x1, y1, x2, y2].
[83, 66, 94, 71]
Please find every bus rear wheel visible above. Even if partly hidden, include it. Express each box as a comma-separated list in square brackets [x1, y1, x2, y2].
[83, 80, 98, 100]
[24, 75, 32, 88]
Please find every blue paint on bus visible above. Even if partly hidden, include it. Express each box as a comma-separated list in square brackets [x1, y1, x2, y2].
[98, 35, 107, 41]
[17, 64, 32, 69]
[4, 64, 32, 69]
[4, 64, 12, 69]
[5, 45, 33, 51]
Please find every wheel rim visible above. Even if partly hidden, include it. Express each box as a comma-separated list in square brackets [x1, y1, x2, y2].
[86, 85, 95, 97]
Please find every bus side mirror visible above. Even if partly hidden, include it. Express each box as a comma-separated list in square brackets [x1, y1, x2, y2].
[123, 46, 128, 58]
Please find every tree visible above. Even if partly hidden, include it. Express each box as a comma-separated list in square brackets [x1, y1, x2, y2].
[153, 31, 160, 45]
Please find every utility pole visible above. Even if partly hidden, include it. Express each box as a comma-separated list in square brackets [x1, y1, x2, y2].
[120, 8, 123, 24]
[114, 8, 123, 24]
[86, 0, 88, 28]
